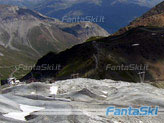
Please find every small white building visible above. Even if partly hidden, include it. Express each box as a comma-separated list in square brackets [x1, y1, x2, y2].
[7, 77, 20, 85]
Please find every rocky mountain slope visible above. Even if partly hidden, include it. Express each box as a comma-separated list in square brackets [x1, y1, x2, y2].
[116, 1, 164, 35]
[1, 78, 164, 122]
[22, 2, 164, 82]
[22, 26, 164, 82]
[0, 5, 109, 80]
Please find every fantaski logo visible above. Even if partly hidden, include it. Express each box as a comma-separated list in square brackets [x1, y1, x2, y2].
[106, 106, 159, 116]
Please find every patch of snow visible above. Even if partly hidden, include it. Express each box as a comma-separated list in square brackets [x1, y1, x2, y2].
[102, 91, 108, 94]
[152, 33, 156, 36]
[3, 104, 45, 121]
[31, 92, 36, 95]
[100, 95, 107, 98]
[112, 120, 122, 123]
[132, 44, 140, 46]
[15, 80, 20, 83]
[50, 86, 58, 95]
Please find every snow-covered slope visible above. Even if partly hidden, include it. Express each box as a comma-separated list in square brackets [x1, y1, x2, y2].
[1, 78, 164, 122]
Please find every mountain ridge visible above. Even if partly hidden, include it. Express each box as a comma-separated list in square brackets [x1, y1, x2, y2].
[0, 0, 163, 33]
[0, 4, 109, 80]
[22, 1, 164, 82]
[22, 26, 164, 82]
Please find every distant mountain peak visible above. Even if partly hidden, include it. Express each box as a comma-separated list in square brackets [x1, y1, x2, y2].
[0, 4, 49, 21]
[0, 5, 109, 52]
[0, 0, 163, 33]
[0, 5, 109, 79]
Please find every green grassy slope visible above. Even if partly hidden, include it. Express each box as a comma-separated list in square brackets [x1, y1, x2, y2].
[23, 27, 164, 83]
